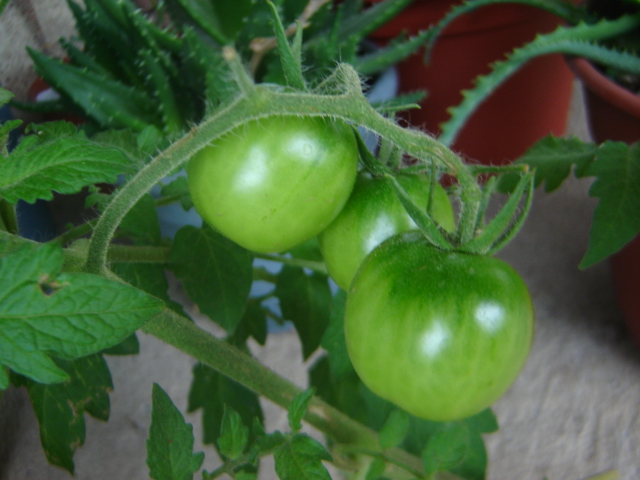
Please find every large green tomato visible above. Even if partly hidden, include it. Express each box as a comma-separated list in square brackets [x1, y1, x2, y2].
[318, 174, 455, 290]
[344, 232, 534, 421]
[188, 116, 359, 253]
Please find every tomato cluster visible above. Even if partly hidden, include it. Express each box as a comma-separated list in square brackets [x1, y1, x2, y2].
[188, 116, 534, 422]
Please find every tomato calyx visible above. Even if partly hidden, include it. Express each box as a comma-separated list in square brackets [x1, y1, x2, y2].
[354, 130, 535, 256]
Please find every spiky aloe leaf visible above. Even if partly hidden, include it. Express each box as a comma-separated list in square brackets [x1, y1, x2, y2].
[424, 0, 586, 61]
[28, 49, 158, 131]
[355, 29, 433, 76]
[336, 0, 416, 44]
[439, 14, 640, 146]
[138, 49, 184, 135]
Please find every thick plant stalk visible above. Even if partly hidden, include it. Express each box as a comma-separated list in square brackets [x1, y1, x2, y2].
[142, 308, 463, 480]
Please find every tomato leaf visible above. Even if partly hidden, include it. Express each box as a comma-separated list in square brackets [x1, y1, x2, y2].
[378, 409, 410, 449]
[320, 290, 354, 382]
[218, 405, 250, 460]
[11, 354, 113, 473]
[365, 457, 387, 480]
[117, 193, 162, 246]
[187, 362, 263, 447]
[0, 123, 136, 204]
[498, 136, 598, 193]
[403, 409, 497, 480]
[274, 433, 332, 480]
[228, 300, 269, 347]
[169, 225, 253, 333]
[421, 423, 471, 477]
[275, 266, 331, 359]
[147, 383, 205, 480]
[0, 242, 162, 387]
[288, 387, 316, 434]
[581, 142, 640, 268]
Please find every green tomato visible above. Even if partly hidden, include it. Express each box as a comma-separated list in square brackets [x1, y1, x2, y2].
[344, 232, 534, 421]
[188, 116, 359, 253]
[318, 174, 455, 290]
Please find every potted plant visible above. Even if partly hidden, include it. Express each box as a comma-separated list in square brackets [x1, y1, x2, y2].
[563, 0, 640, 346]
[0, 1, 530, 479]
[367, 0, 581, 165]
[0, 1, 632, 480]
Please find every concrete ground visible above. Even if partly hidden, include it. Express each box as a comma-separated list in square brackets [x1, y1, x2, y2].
[2, 1, 640, 479]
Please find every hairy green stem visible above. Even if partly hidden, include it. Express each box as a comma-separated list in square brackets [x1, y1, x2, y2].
[142, 309, 457, 480]
[107, 244, 170, 263]
[253, 252, 328, 275]
[85, 60, 479, 275]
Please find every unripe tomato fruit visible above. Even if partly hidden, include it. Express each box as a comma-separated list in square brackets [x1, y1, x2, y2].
[318, 173, 455, 290]
[345, 232, 534, 421]
[188, 116, 359, 253]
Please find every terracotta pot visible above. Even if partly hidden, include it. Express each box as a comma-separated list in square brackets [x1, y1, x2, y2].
[568, 56, 640, 346]
[369, 0, 576, 165]
[567, 56, 640, 144]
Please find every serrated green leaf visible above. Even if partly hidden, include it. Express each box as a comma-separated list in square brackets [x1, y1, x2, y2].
[421, 423, 470, 477]
[0, 242, 162, 384]
[274, 433, 332, 480]
[229, 301, 268, 347]
[275, 266, 331, 360]
[13, 354, 112, 473]
[101, 333, 139, 356]
[498, 136, 598, 193]
[218, 405, 249, 460]
[0, 128, 135, 204]
[187, 362, 263, 446]
[169, 225, 253, 333]
[288, 388, 315, 434]
[112, 263, 185, 317]
[147, 383, 205, 480]
[581, 142, 640, 267]
[379, 409, 410, 450]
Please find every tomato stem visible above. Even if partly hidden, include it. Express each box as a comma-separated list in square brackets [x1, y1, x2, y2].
[253, 252, 328, 275]
[142, 308, 442, 479]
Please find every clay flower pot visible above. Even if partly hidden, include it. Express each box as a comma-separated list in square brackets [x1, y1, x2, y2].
[568, 56, 640, 346]
[369, 0, 576, 165]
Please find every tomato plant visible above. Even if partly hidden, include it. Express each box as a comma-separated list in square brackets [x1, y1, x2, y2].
[318, 173, 455, 290]
[188, 115, 359, 253]
[344, 232, 534, 422]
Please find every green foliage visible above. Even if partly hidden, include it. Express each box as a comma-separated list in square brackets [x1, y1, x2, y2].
[169, 225, 254, 333]
[3, 3, 634, 479]
[0, 242, 162, 387]
[187, 363, 263, 447]
[147, 384, 205, 480]
[0, 121, 136, 204]
[17, 0, 424, 137]
[499, 137, 640, 267]
[12, 354, 112, 473]
[435, 0, 640, 145]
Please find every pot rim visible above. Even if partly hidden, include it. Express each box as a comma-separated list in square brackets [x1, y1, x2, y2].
[567, 56, 640, 119]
